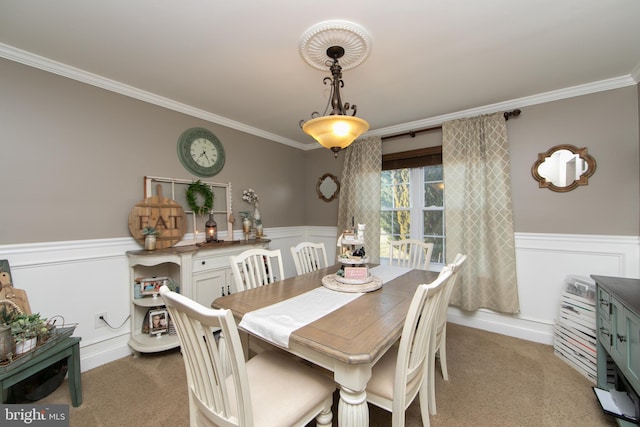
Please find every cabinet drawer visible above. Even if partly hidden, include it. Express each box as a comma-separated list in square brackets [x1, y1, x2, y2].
[193, 256, 229, 273]
[597, 287, 611, 323]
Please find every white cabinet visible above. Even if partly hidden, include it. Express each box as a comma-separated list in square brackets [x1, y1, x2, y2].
[127, 240, 268, 355]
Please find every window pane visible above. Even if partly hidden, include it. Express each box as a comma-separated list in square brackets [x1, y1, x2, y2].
[393, 184, 411, 208]
[425, 237, 444, 264]
[381, 169, 410, 208]
[381, 211, 411, 237]
[424, 165, 443, 181]
[380, 211, 393, 235]
[381, 182, 393, 208]
[395, 210, 411, 237]
[391, 169, 410, 184]
[424, 183, 443, 207]
[423, 211, 443, 236]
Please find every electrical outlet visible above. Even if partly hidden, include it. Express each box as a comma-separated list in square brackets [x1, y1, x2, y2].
[95, 312, 107, 329]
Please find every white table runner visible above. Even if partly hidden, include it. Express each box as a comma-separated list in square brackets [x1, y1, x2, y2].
[239, 265, 412, 348]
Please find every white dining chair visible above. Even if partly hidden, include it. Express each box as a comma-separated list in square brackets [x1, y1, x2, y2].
[230, 248, 285, 292]
[366, 267, 453, 427]
[290, 242, 329, 275]
[389, 239, 434, 270]
[428, 253, 467, 415]
[159, 285, 335, 427]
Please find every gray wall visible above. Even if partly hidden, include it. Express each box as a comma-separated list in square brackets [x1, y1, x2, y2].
[1, 57, 639, 244]
[0, 58, 305, 244]
[378, 86, 640, 236]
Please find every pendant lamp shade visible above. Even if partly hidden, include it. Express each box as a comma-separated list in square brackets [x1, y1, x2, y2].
[302, 115, 369, 153]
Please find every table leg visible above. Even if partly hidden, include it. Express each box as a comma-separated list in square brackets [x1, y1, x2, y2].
[338, 385, 368, 427]
[333, 363, 371, 427]
[67, 341, 82, 407]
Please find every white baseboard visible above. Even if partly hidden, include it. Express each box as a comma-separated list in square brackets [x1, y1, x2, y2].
[447, 308, 554, 345]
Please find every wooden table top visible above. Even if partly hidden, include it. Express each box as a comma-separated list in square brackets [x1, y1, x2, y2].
[212, 265, 437, 365]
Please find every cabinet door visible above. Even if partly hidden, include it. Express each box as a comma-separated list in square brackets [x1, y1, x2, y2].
[192, 268, 229, 308]
[611, 298, 626, 366]
[625, 309, 640, 391]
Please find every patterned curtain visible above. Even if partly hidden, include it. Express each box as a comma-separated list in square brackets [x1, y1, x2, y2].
[337, 136, 382, 263]
[442, 113, 519, 314]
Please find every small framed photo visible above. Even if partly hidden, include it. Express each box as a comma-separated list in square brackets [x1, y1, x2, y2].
[140, 277, 168, 296]
[149, 309, 169, 335]
[344, 267, 369, 280]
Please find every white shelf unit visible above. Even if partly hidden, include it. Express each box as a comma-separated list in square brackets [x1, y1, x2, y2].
[126, 240, 269, 356]
[128, 252, 183, 355]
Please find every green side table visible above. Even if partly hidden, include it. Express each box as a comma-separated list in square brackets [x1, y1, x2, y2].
[0, 336, 82, 407]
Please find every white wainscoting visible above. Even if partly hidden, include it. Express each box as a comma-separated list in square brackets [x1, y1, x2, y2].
[0, 230, 637, 371]
[447, 233, 640, 345]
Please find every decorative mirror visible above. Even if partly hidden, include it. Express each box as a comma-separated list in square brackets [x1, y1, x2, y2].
[531, 144, 596, 192]
[316, 173, 340, 202]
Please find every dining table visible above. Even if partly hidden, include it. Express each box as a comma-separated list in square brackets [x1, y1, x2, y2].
[212, 264, 437, 427]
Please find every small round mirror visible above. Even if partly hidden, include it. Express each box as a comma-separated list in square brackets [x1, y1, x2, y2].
[532, 144, 596, 192]
[316, 173, 340, 202]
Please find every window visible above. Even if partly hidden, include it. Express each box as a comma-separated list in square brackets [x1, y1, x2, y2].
[380, 147, 445, 266]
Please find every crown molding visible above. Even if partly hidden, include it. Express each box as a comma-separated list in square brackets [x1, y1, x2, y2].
[367, 74, 638, 138]
[0, 43, 307, 150]
[1, 42, 637, 151]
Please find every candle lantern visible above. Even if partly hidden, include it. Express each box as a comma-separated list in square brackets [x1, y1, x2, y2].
[205, 212, 217, 242]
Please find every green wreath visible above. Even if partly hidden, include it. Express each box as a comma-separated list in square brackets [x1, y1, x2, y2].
[186, 180, 213, 216]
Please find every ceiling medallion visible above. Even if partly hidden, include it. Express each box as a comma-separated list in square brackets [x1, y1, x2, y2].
[298, 20, 372, 71]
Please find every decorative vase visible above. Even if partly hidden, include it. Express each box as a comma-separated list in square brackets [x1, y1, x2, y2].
[242, 217, 251, 234]
[253, 204, 261, 225]
[255, 223, 264, 238]
[144, 235, 157, 251]
[15, 337, 37, 355]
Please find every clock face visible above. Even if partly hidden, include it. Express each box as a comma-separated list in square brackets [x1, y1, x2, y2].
[177, 128, 225, 177]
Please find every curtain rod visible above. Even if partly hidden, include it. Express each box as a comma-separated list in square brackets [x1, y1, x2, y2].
[381, 109, 521, 141]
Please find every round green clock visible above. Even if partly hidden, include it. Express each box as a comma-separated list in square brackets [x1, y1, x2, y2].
[177, 127, 225, 177]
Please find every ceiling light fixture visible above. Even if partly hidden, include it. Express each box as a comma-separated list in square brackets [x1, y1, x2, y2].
[300, 46, 369, 157]
[298, 20, 372, 157]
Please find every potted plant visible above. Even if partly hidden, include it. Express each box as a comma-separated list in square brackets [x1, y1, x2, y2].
[0, 301, 20, 360]
[142, 226, 160, 250]
[239, 212, 251, 235]
[11, 313, 49, 355]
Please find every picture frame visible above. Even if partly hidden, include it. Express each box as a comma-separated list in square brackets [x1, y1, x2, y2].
[344, 267, 368, 280]
[148, 309, 168, 335]
[140, 277, 168, 296]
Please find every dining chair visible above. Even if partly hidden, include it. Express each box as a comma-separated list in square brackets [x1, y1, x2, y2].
[230, 248, 285, 292]
[428, 253, 467, 415]
[290, 242, 329, 275]
[159, 285, 335, 427]
[366, 267, 453, 427]
[389, 239, 434, 270]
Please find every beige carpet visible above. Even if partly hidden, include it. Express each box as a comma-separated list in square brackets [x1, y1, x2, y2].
[38, 323, 616, 426]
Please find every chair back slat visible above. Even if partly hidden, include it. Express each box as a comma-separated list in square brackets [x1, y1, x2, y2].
[389, 239, 434, 270]
[290, 242, 329, 275]
[230, 248, 285, 292]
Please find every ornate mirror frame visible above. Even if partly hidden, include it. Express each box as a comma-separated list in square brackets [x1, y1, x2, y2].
[531, 144, 596, 193]
[316, 173, 340, 202]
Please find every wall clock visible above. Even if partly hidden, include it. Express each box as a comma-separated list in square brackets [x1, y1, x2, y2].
[177, 127, 225, 177]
